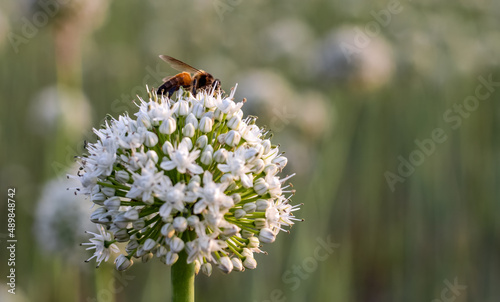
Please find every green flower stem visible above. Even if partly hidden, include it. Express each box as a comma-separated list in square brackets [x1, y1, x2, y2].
[171, 233, 195, 302]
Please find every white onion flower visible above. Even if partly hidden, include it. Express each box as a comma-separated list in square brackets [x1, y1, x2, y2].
[74, 86, 300, 273]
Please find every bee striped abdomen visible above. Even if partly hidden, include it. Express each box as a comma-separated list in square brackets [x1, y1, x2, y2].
[157, 72, 192, 97]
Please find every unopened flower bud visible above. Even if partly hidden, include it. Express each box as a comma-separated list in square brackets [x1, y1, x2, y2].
[248, 236, 260, 248]
[162, 141, 174, 155]
[241, 230, 254, 238]
[160, 117, 176, 134]
[259, 228, 276, 243]
[178, 100, 190, 116]
[173, 216, 188, 232]
[115, 255, 133, 271]
[143, 196, 154, 205]
[227, 115, 241, 130]
[256, 199, 270, 211]
[192, 103, 205, 118]
[199, 116, 213, 133]
[231, 193, 241, 204]
[126, 240, 139, 251]
[251, 159, 265, 174]
[222, 224, 240, 236]
[146, 150, 159, 163]
[181, 137, 193, 151]
[137, 114, 152, 129]
[201, 263, 212, 276]
[213, 108, 223, 121]
[144, 131, 159, 147]
[243, 202, 256, 213]
[124, 208, 139, 221]
[214, 149, 228, 163]
[170, 237, 185, 253]
[133, 218, 145, 230]
[143, 238, 157, 251]
[101, 185, 115, 197]
[231, 257, 244, 271]
[187, 215, 200, 227]
[194, 260, 201, 275]
[241, 248, 253, 258]
[243, 257, 257, 269]
[91, 192, 106, 205]
[201, 148, 213, 166]
[272, 156, 288, 168]
[190, 175, 201, 185]
[264, 164, 278, 175]
[196, 135, 208, 149]
[186, 113, 198, 129]
[156, 245, 167, 257]
[115, 170, 130, 183]
[161, 223, 175, 238]
[182, 123, 195, 137]
[225, 130, 241, 147]
[221, 173, 234, 183]
[141, 252, 153, 263]
[165, 251, 179, 265]
[254, 218, 267, 229]
[104, 196, 121, 211]
[234, 209, 246, 219]
[114, 229, 130, 242]
[218, 256, 233, 274]
[254, 178, 269, 195]
[90, 207, 107, 223]
[244, 146, 263, 163]
[135, 246, 147, 257]
[262, 139, 271, 154]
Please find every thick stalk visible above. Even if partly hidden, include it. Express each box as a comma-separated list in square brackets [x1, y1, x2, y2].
[171, 237, 195, 302]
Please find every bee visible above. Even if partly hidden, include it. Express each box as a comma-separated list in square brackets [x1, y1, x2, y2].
[157, 55, 221, 97]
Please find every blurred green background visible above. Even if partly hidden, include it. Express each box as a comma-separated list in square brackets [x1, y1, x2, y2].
[1, 0, 499, 301]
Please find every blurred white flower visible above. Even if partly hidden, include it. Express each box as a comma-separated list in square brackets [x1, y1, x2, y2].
[259, 18, 316, 64]
[236, 69, 295, 120]
[0, 284, 28, 302]
[314, 26, 395, 91]
[294, 90, 335, 141]
[237, 69, 333, 142]
[34, 167, 93, 261]
[28, 85, 92, 137]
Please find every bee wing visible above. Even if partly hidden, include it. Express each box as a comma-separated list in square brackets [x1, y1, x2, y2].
[159, 55, 201, 74]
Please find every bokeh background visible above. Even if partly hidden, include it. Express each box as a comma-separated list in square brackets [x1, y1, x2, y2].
[1, 0, 499, 301]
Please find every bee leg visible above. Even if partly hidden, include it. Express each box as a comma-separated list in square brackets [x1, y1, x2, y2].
[157, 83, 167, 95]
[191, 78, 198, 95]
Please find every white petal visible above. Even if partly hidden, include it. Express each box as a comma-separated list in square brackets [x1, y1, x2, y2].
[203, 171, 213, 184]
[189, 164, 203, 175]
[240, 173, 253, 188]
[217, 164, 230, 173]
[160, 160, 177, 171]
[193, 201, 206, 214]
[160, 203, 173, 217]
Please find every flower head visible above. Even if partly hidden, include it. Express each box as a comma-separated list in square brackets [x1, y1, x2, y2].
[74, 86, 300, 273]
